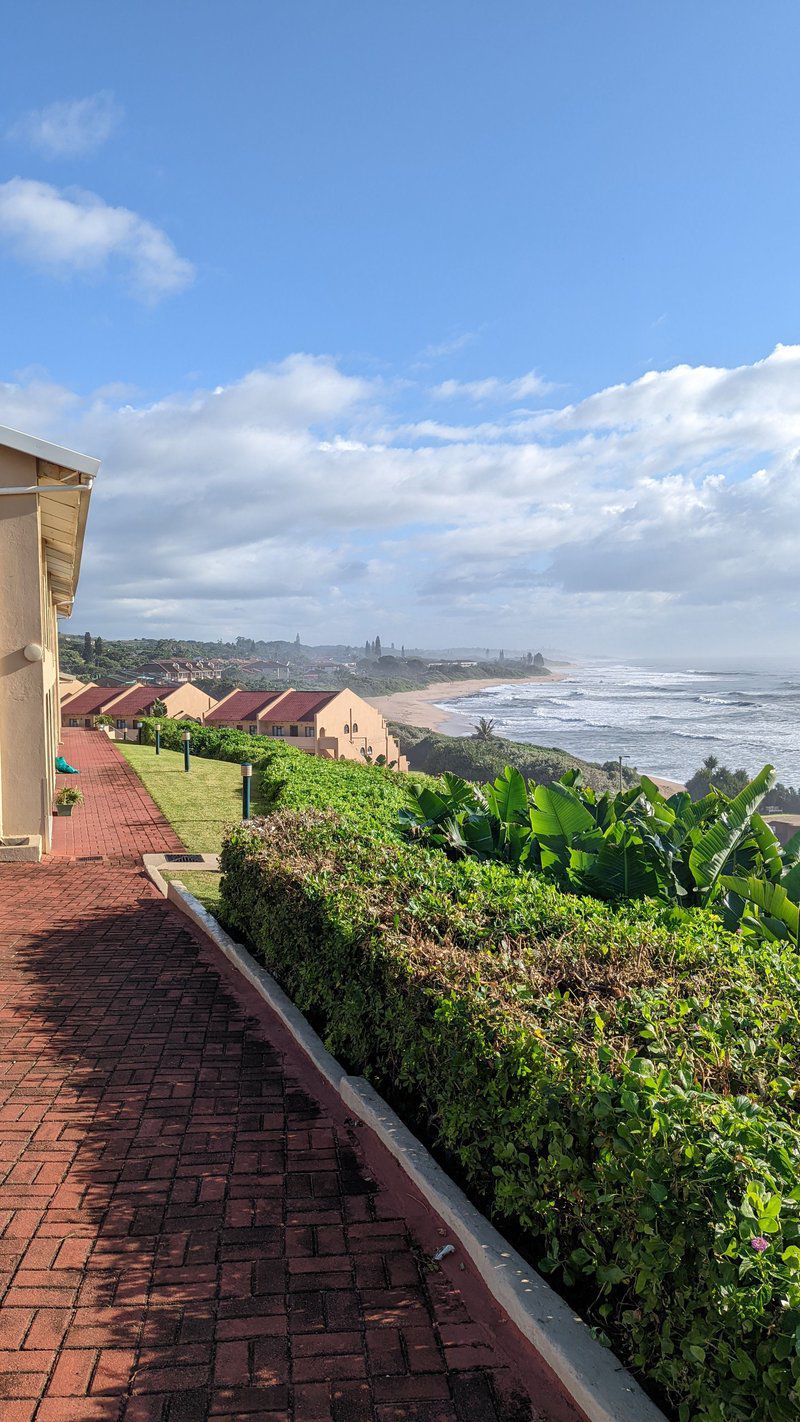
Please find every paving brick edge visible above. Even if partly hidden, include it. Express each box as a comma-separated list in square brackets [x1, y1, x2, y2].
[165, 879, 667, 1422]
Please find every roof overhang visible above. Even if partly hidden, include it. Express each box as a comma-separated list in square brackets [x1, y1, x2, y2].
[0, 423, 100, 613]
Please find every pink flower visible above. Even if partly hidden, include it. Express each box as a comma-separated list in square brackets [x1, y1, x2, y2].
[750, 1236, 769, 1253]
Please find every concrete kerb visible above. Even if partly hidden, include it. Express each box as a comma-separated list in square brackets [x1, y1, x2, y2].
[165, 879, 668, 1422]
[143, 851, 219, 897]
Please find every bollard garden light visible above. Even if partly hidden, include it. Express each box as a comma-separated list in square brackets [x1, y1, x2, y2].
[241, 761, 252, 820]
[134, 720, 143, 745]
[182, 727, 191, 772]
[155, 724, 161, 755]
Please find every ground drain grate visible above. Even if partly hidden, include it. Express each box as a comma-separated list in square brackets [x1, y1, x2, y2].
[164, 854, 205, 863]
[77, 856, 103, 862]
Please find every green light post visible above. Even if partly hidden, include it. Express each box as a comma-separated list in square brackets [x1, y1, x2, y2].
[135, 720, 143, 745]
[182, 727, 191, 772]
[155, 724, 161, 755]
[241, 761, 252, 819]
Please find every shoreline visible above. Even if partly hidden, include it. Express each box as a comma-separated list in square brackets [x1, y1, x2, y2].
[367, 675, 687, 792]
[367, 673, 565, 737]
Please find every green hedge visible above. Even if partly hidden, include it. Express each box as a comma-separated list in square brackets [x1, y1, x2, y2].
[138, 716, 412, 831]
[219, 808, 800, 1422]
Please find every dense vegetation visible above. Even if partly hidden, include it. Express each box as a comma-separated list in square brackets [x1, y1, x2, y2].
[136, 717, 800, 1418]
[392, 721, 635, 793]
[60, 631, 549, 697]
[688, 755, 800, 814]
[401, 764, 800, 947]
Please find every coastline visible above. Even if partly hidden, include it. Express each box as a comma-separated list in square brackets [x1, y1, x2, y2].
[367, 674, 688, 792]
[367, 673, 565, 737]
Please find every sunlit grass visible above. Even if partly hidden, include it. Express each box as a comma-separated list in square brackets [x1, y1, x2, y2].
[118, 743, 265, 853]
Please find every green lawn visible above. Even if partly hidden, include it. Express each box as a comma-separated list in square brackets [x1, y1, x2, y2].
[163, 869, 222, 917]
[118, 743, 264, 853]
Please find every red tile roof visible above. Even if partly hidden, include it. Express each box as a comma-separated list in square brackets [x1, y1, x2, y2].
[204, 690, 286, 724]
[102, 687, 175, 718]
[61, 685, 125, 716]
[258, 691, 337, 724]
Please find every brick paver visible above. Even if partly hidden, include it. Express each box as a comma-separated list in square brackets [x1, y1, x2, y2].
[52, 730, 182, 859]
[0, 732, 578, 1421]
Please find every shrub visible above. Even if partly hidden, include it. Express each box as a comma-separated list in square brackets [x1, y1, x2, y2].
[220, 809, 800, 1422]
[392, 723, 634, 793]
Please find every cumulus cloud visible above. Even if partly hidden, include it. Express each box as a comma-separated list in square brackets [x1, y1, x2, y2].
[0, 178, 194, 299]
[0, 345, 798, 653]
[6, 91, 122, 158]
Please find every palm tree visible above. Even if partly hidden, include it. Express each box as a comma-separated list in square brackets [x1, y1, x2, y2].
[473, 717, 497, 741]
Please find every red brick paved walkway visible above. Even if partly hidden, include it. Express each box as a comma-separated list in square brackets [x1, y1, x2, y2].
[0, 734, 578, 1422]
[52, 731, 182, 859]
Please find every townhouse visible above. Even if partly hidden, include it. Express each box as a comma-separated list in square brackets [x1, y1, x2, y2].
[203, 686, 406, 768]
[62, 681, 217, 732]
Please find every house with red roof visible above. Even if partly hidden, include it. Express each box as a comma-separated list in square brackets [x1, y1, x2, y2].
[61, 680, 218, 732]
[203, 686, 406, 768]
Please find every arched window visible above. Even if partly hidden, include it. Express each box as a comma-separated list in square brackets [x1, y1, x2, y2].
[344, 724, 350, 734]
[352, 723, 358, 733]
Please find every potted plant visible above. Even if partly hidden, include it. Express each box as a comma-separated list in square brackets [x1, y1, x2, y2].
[54, 786, 83, 817]
[95, 713, 114, 736]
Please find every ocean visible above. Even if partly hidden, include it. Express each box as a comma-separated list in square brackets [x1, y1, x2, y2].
[438, 660, 800, 785]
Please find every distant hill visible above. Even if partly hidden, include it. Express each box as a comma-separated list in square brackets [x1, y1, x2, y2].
[391, 722, 637, 794]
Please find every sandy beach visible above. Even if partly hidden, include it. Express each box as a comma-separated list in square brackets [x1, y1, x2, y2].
[367, 673, 565, 737]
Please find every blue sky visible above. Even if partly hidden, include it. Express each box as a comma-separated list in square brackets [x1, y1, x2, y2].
[2, 3, 799, 653]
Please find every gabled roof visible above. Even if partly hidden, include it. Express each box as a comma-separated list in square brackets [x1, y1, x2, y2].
[0, 423, 99, 608]
[204, 689, 287, 724]
[61, 684, 123, 716]
[259, 691, 337, 724]
[101, 686, 175, 718]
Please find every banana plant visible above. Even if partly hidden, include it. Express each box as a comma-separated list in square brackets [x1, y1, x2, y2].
[400, 761, 786, 929]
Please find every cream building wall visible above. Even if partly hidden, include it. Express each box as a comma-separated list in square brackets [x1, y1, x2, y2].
[258, 689, 406, 768]
[0, 431, 97, 860]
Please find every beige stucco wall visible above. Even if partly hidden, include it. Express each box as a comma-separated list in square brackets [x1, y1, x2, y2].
[163, 683, 218, 720]
[0, 445, 59, 854]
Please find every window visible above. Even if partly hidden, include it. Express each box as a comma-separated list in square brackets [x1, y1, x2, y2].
[344, 724, 350, 734]
[290, 725, 299, 737]
[84, 719, 92, 729]
[271, 725, 285, 736]
[249, 724, 257, 734]
[116, 719, 125, 730]
[236, 724, 243, 731]
[69, 718, 77, 727]
[352, 723, 358, 733]
[304, 725, 314, 738]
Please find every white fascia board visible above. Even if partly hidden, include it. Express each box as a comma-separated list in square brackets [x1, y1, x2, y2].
[0, 422, 100, 478]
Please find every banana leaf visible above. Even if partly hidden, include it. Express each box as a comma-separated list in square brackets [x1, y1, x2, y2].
[484, 765, 528, 824]
[721, 873, 800, 944]
[530, 782, 597, 840]
[689, 765, 776, 898]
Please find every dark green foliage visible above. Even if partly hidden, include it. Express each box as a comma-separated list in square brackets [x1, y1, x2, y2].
[401, 764, 799, 933]
[689, 755, 800, 815]
[219, 807, 800, 1422]
[392, 723, 632, 793]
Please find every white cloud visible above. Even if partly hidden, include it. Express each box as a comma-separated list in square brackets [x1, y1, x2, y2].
[0, 178, 194, 300]
[6, 92, 122, 158]
[433, 370, 551, 402]
[0, 345, 798, 654]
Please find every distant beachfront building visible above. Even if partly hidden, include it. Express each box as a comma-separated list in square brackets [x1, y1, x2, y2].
[204, 687, 407, 768]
